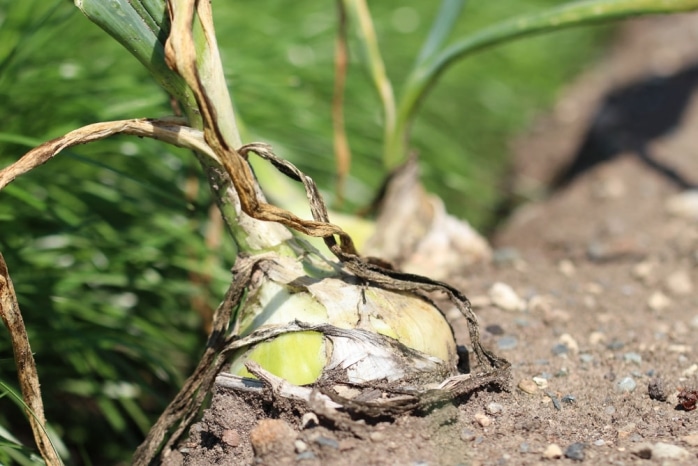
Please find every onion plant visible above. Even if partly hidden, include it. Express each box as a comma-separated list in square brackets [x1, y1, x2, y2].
[1, 0, 698, 465]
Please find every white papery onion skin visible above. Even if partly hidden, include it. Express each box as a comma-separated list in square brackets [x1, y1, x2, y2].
[229, 255, 458, 386]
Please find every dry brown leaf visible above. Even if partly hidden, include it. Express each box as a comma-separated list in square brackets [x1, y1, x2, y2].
[0, 253, 62, 466]
[0, 118, 216, 190]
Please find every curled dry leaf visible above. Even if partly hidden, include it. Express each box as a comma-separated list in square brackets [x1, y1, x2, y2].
[0, 118, 216, 191]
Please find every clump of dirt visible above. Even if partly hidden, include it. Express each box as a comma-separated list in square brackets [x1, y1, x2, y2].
[165, 14, 698, 465]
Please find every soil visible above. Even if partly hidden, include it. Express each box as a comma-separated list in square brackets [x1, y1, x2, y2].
[164, 14, 698, 466]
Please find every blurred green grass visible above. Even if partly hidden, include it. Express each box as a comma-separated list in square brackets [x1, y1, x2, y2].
[0, 0, 607, 463]
[215, 1, 608, 225]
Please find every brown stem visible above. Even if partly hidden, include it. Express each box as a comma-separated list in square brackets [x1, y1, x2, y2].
[0, 118, 215, 191]
[0, 252, 61, 465]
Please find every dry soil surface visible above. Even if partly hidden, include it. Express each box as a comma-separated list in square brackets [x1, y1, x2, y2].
[166, 15, 698, 466]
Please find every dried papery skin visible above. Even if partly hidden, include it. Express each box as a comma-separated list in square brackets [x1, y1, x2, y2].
[364, 157, 492, 279]
[228, 254, 458, 386]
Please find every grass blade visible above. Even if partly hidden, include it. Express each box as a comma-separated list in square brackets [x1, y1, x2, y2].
[415, 0, 467, 66]
[74, 0, 197, 117]
[396, 0, 698, 161]
[343, 0, 397, 168]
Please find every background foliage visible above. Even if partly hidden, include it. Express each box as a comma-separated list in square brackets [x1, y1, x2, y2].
[0, 0, 606, 463]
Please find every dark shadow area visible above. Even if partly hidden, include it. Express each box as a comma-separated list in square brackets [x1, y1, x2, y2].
[552, 62, 698, 190]
[486, 62, 698, 238]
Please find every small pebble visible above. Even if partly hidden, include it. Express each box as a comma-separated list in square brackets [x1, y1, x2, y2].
[623, 352, 642, 364]
[651, 442, 690, 461]
[551, 343, 569, 356]
[558, 259, 576, 276]
[565, 442, 585, 461]
[665, 270, 693, 295]
[369, 432, 386, 442]
[632, 261, 655, 282]
[489, 282, 526, 312]
[648, 377, 667, 401]
[542, 443, 563, 459]
[296, 451, 316, 461]
[561, 394, 576, 404]
[294, 440, 308, 453]
[589, 331, 605, 345]
[519, 442, 530, 453]
[668, 344, 691, 353]
[647, 291, 671, 311]
[485, 324, 505, 335]
[249, 419, 297, 456]
[559, 333, 579, 354]
[474, 412, 492, 427]
[497, 336, 518, 350]
[616, 377, 637, 393]
[593, 439, 605, 447]
[301, 412, 319, 429]
[579, 353, 594, 363]
[313, 436, 339, 449]
[460, 428, 476, 442]
[532, 376, 549, 389]
[221, 429, 241, 447]
[486, 402, 504, 415]
[517, 379, 538, 394]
